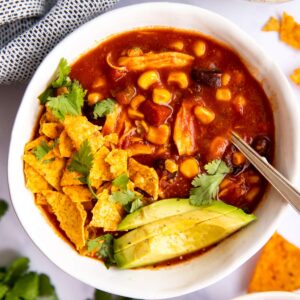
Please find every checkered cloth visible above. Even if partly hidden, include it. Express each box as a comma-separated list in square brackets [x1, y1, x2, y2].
[0, 0, 119, 84]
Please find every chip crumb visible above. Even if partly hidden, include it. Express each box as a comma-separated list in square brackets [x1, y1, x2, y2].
[262, 16, 280, 32]
[280, 12, 300, 50]
[290, 68, 300, 85]
[248, 232, 300, 292]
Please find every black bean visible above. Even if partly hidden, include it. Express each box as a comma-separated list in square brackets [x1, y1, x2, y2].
[191, 68, 222, 88]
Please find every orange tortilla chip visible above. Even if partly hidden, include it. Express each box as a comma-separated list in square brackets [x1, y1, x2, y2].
[262, 16, 280, 32]
[24, 163, 51, 193]
[40, 122, 63, 139]
[248, 233, 300, 292]
[60, 168, 84, 186]
[290, 68, 300, 86]
[280, 12, 300, 50]
[59, 130, 74, 158]
[42, 190, 87, 250]
[62, 186, 92, 203]
[105, 149, 128, 178]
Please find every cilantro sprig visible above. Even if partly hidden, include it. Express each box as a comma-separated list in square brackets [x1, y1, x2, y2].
[0, 257, 58, 300]
[0, 199, 8, 220]
[67, 140, 98, 199]
[189, 159, 230, 206]
[87, 234, 115, 268]
[110, 174, 143, 213]
[93, 98, 116, 119]
[32, 139, 59, 162]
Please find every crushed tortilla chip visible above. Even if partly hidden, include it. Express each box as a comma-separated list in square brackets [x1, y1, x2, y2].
[42, 190, 87, 250]
[262, 16, 280, 32]
[59, 130, 73, 158]
[128, 158, 159, 200]
[280, 12, 300, 50]
[24, 136, 47, 152]
[35, 193, 48, 206]
[89, 189, 123, 231]
[60, 165, 84, 186]
[105, 149, 128, 178]
[63, 115, 104, 153]
[89, 146, 112, 189]
[248, 233, 300, 292]
[24, 163, 51, 193]
[290, 68, 300, 85]
[62, 186, 92, 203]
[40, 122, 63, 139]
[23, 152, 65, 190]
[104, 133, 119, 147]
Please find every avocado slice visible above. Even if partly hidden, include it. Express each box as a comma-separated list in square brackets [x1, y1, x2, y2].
[114, 205, 255, 269]
[118, 198, 236, 231]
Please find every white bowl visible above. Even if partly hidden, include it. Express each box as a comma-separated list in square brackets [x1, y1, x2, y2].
[232, 292, 300, 300]
[8, 2, 300, 299]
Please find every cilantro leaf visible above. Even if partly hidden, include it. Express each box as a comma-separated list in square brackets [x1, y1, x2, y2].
[93, 98, 116, 119]
[52, 58, 71, 88]
[33, 141, 52, 161]
[3, 257, 29, 285]
[0, 284, 9, 298]
[129, 198, 143, 213]
[93, 289, 133, 300]
[39, 87, 55, 105]
[47, 81, 86, 120]
[88, 234, 115, 268]
[38, 274, 58, 300]
[0, 200, 8, 220]
[110, 190, 136, 206]
[112, 174, 129, 191]
[189, 160, 230, 206]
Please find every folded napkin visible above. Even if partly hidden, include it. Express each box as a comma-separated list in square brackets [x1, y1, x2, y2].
[0, 0, 119, 85]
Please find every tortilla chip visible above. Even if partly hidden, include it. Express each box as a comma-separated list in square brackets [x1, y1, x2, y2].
[24, 163, 51, 193]
[23, 152, 65, 190]
[42, 190, 87, 250]
[262, 16, 280, 32]
[62, 186, 92, 203]
[105, 149, 128, 178]
[35, 193, 48, 206]
[40, 122, 63, 139]
[128, 158, 159, 200]
[24, 136, 47, 152]
[63, 115, 104, 153]
[59, 130, 74, 158]
[89, 189, 122, 231]
[280, 12, 300, 50]
[89, 146, 112, 189]
[248, 233, 300, 292]
[290, 68, 300, 85]
[104, 133, 119, 147]
[60, 167, 84, 186]
[45, 107, 59, 122]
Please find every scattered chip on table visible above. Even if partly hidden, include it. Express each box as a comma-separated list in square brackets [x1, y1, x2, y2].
[290, 68, 300, 85]
[280, 12, 300, 50]
[105, 149, 128, 178]
[89, 189, 123, 231]
[262, 16, 280, 32]
[24, 163, 51, 193]
[42, 190, 87, 250]
[128, 158, 159, 200]
[62, 186, 93, 203]
[248, 233, 300, 292]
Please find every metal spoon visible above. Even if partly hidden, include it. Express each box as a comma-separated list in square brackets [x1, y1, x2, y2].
[231, 131, 300, 214]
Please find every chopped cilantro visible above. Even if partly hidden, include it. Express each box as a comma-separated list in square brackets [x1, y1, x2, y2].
[110, 190, 142, 213]
[189, 159, 230, 206]
[93, 98, 116, 119]
[87, 234, 115, 268]
[112, 173, 129, 191]
[0, 200, 8, 220]
[47, 80, 86, 120]
[52, 58, 71, 88]
[129, 198, 143, 213]
[33, 141, 52, 161]
[38, 87, 55, 105]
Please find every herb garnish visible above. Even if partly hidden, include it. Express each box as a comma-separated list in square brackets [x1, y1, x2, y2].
[0, 200, 8, 220]
[87, 234, 115, 268]
[32, 139, 59, 162]
[51, 58, 71, 88]
[93, 98, 116, 119]
[189, 159, 230, 206]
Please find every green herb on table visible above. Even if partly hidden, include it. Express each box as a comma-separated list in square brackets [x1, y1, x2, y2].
[87, 234, 115, 268]
[189, 159, 230, 206]
[0, 257, 58, 300]
[67, 140, 97, 199]
[94, 289, 134, 300]
[93, 98, 116, 119]
[0, 200, 8, 220]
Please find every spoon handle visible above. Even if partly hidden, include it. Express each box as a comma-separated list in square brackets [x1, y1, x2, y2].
[231, 131, 300, 214]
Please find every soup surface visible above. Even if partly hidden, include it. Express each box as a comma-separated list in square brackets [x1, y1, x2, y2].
[23, 28, 274, 269]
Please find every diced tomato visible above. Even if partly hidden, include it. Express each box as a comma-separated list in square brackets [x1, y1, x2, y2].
[139, 100, 172, 126]
[110, 69, 127, 81]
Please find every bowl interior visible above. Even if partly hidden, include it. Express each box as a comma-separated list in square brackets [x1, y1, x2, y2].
[8, 2, 300, 299]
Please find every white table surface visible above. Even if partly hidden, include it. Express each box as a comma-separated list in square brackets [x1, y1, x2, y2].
[1, 0, 300, 299]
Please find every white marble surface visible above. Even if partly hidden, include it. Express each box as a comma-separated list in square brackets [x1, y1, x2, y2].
[1, 0, 300, 299]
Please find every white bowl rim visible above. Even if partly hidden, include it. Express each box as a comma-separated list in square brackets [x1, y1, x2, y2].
[7, 2, 300, 299]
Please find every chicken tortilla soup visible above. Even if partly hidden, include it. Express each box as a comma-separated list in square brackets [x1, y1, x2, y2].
[23, 28, 274, 269]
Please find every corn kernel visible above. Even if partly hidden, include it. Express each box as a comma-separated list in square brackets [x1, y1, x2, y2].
[146, 124, 170, 145]
[87, 92, 103, 105]
[128, 144, 154, 156]
[92, 76, 107, 88]
[216, 88, 232, 101]
[194, 106, 215, 124]
[127, 47, 143, 57]
[130, 95, 146, 110]
[138, 70, 160, 90]
[180, 158, 199, 178]
[153, 88, 172, 105]
[248, 175, 260, 184]
[245, 187, 260, 201]
[165, 159, 178, 173]
[222, 73, 231, 86]
[232, 152, 246, 166]
[170, 40, 184, 51]
[167, 72, 189, 89]
[193, 40, 206, 57]
[128, 108, 144, 120]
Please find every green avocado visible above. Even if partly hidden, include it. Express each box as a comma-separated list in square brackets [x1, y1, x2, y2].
[114, 203, 255, 269]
